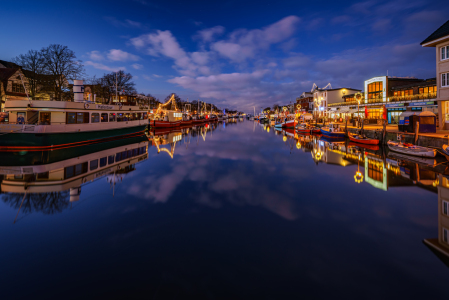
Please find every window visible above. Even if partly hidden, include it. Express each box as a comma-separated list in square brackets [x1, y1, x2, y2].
[90, 159, 98, 170]
[101, 113, 108, 122]
[108, 155, 115, 164]
[368, 81, 383, 100]
[109, 113, 116, 122]
[442, 73, 449, 87]
[17, 112, 26, 124]
[442, 46, 449, 61]
[40, 112, 51, 125]
[100, 157, 107, 167]
[116, 152, 121, 162]
[64, 162, 88, 179]
[11, 82, 25, 93]
[117, 113, 125, 122]
[91, 113, 100, 123]
[443, 200, 449, 216]
[37, 172, 49, 179]
[67, 112, 76, 124]
[444, 228, 448, 244]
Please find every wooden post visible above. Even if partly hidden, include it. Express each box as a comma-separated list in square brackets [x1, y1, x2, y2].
[382, 119, 387, 144]
[361, 119, 364, 135]
[415, 121, 419, 144]
[345, 118, 348, 137]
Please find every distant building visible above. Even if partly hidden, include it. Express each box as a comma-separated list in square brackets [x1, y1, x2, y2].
[296, 92, 313, 112]
[313, 86, 361, 119]
[421, 20, 449, 129]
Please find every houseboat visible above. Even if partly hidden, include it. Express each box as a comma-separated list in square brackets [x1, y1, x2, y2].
[148, 94, 182, 128]
[0, 80, 148, 150]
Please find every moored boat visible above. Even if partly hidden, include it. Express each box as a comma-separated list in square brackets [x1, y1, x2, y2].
[320, 123, 345, 138]
[0, 80, 148, 150]
[387, 140, 436, 158]
[348, 133, 379, 145]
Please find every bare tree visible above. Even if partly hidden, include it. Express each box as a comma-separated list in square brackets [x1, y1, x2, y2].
[101, 70, 136, 104]
[41, 44, 85, 101]
[12, 50, 45, 97]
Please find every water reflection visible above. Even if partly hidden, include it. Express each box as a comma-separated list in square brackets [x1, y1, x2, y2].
[1, 119, 448, 298]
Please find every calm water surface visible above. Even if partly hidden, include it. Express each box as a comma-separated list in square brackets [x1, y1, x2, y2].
[0, 119, 447, 299]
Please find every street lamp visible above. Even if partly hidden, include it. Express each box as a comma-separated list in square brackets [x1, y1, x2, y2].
[355, 92, 363, 128]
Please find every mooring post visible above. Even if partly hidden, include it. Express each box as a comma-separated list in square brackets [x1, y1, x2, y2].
[382, 119, 386, 144]
[345, 118, 348, 137]
[415, 121, 419, 145]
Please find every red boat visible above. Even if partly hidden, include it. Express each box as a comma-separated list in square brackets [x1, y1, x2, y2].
[348, 142, 379, 151]
[348, 133, 379, 145]
[181, 120, 193, 126]
[150, 119, 182, 128]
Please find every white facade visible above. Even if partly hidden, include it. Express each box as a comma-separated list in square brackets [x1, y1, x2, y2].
[313, 88, 360, 117]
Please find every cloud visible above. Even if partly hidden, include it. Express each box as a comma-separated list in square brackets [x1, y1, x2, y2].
[87, 50, 104, 61]
[194, 26, 225, 42]
[85, 61, 126, 72]
[211, 15, 301, 62]
[132, 63, 143, 69]
[306, 18, 324, 30]
[104, 16, 143, 28]
[153, 74, 163, 78]
[107, 49, 140, 62]
[372, 19, 391, 32]
[143, 75, 153, 80]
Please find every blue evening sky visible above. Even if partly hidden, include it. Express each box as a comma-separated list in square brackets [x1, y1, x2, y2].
[1, 0, 447, 111]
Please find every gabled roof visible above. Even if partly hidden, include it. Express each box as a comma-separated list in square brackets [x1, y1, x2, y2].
[0, 68, 19, 81]
[421, 20, 449, 46]
[0, 60, 20, 69]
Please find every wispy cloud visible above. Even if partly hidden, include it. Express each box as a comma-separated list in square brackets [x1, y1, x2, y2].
[85, 61, 126, 72]
[132, 63, 143, 69]
[104, 16, 143, 28]
[107, 49, 140, 62]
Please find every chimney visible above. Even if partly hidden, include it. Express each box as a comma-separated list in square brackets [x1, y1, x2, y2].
[73, 80, 84, 102]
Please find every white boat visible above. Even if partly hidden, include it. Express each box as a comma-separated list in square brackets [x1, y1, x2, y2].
[387, 141, 436, 158]
[0, 80, 148, 150]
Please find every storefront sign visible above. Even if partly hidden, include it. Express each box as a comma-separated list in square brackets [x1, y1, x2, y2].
[385, 103, 404, 108]
[408, 101, 435, 106]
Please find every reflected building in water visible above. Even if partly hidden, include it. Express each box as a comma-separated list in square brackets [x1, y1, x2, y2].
[424, 175, 449, 267]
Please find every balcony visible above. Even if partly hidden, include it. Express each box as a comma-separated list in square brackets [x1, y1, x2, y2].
[389, 92, 436, 102]
[328, 101, 357, 107]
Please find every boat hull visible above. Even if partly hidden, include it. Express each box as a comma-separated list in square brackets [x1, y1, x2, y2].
[150, 120, 182, 128]
[387, 141, 436, 158]
[348, 134, 379, 145]
[320, 128, 346, 138]
[0, 125, 147, 150]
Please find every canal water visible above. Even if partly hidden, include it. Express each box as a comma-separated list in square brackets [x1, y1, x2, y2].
[0, 119, 447, 299]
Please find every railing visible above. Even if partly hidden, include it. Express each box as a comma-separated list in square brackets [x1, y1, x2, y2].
[389, 92, 436, 102]
[328, 101, 358, 107]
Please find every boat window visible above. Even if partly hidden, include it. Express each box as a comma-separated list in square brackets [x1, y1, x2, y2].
[108, 155, 115, 164]
[91, 113, 100, 123]
[76, 112, 89, 124]
[109, 113, 116, 122]
[117, 113, 125, 122]
[17, 112, 26, 124]
[90, 159, 98, 170]
[67, 112, 76, 124]
[40, 112, 51, 125]
[121, 151, 128, 160]
[137, 113, 142, 120]
[100, 157, 107, 167]
[143, 112, 147, 119]
[37, 172, 49, 179]
[127, 150, 132, 158]
[64, 162, 88, 179]
[133, 148, 138, 156]
[116, 152, 121, 162]
[101, 113, 108, 122]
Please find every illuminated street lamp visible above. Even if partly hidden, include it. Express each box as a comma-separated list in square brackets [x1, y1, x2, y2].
[355, 92, 363, 128]
[354, 154, 364, 183]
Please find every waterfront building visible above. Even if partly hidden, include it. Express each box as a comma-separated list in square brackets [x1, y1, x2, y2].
[328, 76, 437, 124]
[0, 68, 29, 111]
[312, 86, 360, 120]
[296, 92, 313, 112]
[421, 20, 449, 129]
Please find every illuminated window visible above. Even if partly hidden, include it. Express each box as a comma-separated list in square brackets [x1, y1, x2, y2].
[91, 113, 100, 123]
[11, 82, 25, 93]
[109, 113, 116, 122]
